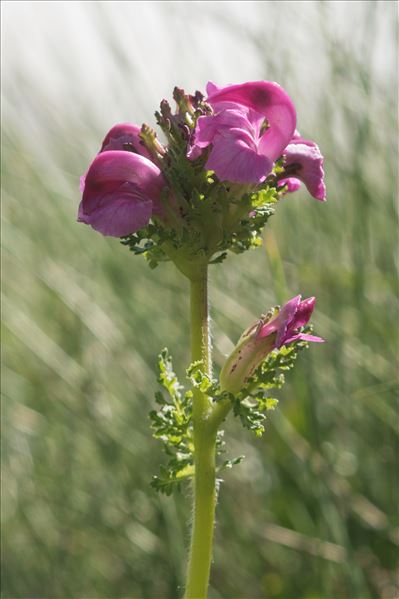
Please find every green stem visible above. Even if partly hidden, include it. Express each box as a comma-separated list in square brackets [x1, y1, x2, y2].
[207, 397, 232, 432]
[189, 273, 211, 378]
[185, 426, 217, 599]
[184, 268, 217, 599]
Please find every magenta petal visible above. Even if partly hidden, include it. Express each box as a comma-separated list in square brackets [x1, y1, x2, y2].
[291, 297, 316, 329]
[207, 81, 296, 161]
[79, 174, 87, 193]
[290, 131, 317, 147]
[274, 295, 302, 347]
[100, 122, 152, 159]
[206, 129, 272, 184]
[280, 333, 302, 345]
[259, 295, 302, 343]
[284, 141, 326, 201]
[83, 151, 163, 212]
[188, 108, 258, 161]
[283, 332, 324, 346]
[278, 177, 301, 193]
[192, 109, 256, 149]
[81, 183, 153, 237]
[299, 333, 325, 343]
[187, 144, 204, 160]
[268, 295, 323, 347]
[79, 151, 164, 237]
[206, 81, 221, 96]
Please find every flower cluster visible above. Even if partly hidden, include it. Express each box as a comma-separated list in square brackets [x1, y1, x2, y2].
[78, 81, 325, 254]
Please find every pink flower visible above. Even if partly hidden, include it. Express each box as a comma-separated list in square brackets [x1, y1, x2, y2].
[78, 124, 166, 237]
[260, 295, 324, 347]
[220, 295, 324, 394]
[279, 132, 326, 201]
[188, 80, 297, 184]
[79, 123, 153, 193]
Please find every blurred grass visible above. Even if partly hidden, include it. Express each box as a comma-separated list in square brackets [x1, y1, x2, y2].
[2, 2, 398, 598]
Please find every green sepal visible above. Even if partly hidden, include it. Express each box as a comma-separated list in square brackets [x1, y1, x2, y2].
[220, 333, 313, 437]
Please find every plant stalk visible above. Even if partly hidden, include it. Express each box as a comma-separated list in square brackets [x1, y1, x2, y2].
[184, 268, 217, 599]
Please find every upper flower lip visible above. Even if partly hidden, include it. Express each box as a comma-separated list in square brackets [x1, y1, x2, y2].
[259, 294, 324, 347]
[82, 151, 162, 204]
[188, 82, 326, 201]
[78, 150, 165, 237]
[206, 80, 297, 162]
[78, 121, 168, 238]
[188, 80, 297, 185]
[80, 122, 155, 196]
[100, 122, 152, 159]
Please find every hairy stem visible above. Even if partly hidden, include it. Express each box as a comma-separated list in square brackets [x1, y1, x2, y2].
[207, 397, 232, 432]
[184, 268, 217, 599]
[190, 273, 212, 384]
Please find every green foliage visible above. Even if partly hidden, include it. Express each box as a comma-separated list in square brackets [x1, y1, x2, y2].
[149, 349, 194, 495]
[218, 455, 245, 473]
[186, 360, 231, 406]
[186, 360, 220, 396]
[231, 339, 309, 436]
[151, 352, 246, 494]
[120, 223, 176, 270]
[220, 186, 279, 255]
[121, 170, 281, 271]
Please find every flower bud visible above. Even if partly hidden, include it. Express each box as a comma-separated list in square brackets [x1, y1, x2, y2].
[220, 295, 324, 394]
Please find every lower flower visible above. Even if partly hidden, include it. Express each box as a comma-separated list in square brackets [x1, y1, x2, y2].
[78, 150, 166, 237]
[220, 295, 324, 394]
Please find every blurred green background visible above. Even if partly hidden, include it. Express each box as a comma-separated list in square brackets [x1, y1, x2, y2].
[2, 2, 398, 598]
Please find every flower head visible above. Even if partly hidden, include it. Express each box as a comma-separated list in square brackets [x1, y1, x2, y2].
[188, 80, 297, 184]
[220, 295, 324, 394]
[78, 123, 166, 237]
